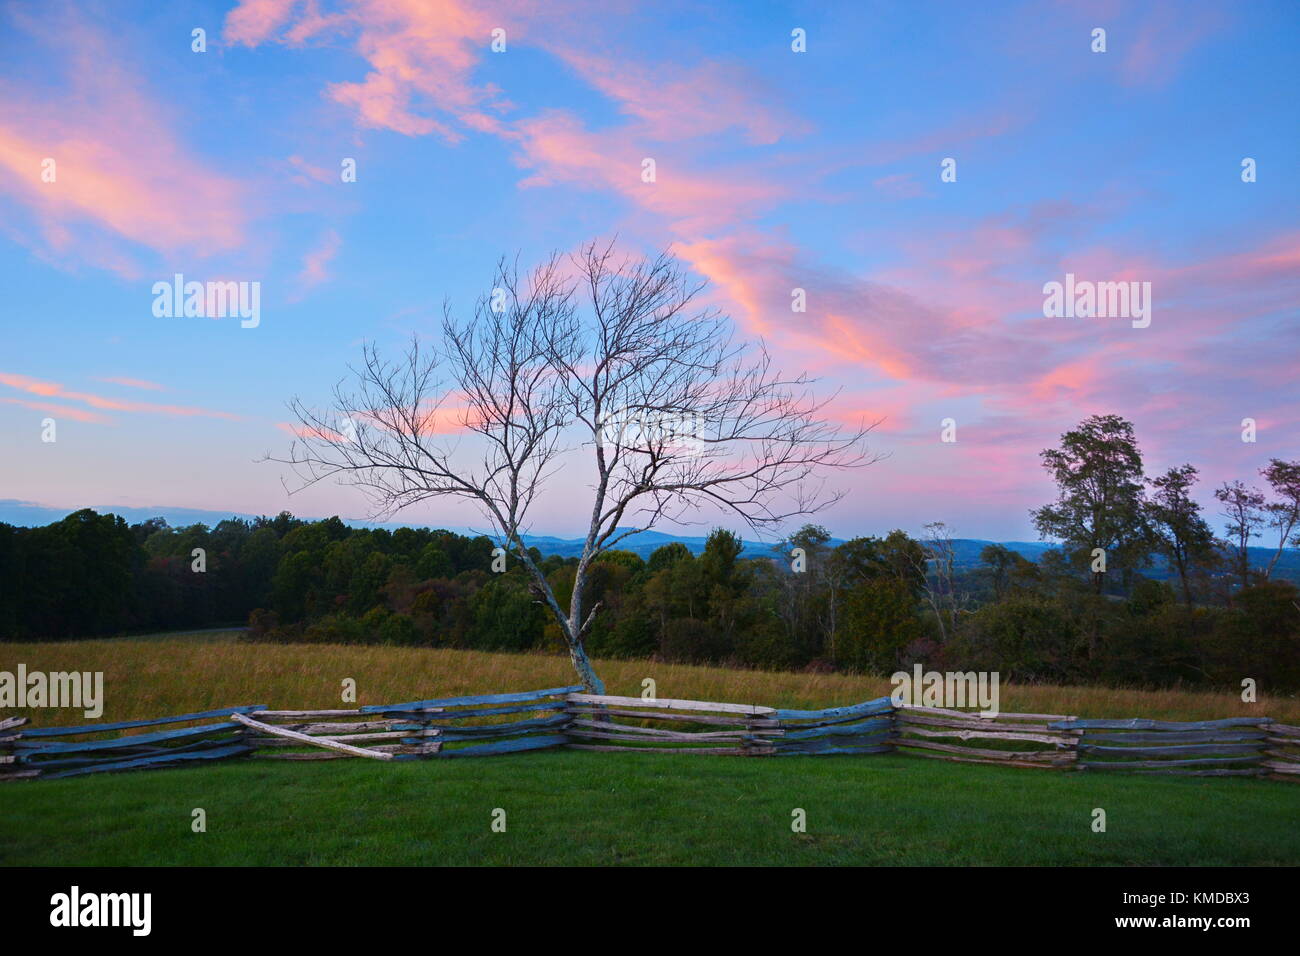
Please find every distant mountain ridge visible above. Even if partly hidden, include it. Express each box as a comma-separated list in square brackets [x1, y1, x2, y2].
[0, 499, 1052, 561]
[0, 499, 1294, 578]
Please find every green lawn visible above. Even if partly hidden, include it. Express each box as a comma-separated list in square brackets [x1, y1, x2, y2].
[3, 750, 1296, 866]
[4, 634, 1297, 866]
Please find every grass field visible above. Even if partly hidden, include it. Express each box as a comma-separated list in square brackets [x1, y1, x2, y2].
[2, 635, 1298, 866]
[5, 634, 1299, 722]
[4, 748, 1299, 866]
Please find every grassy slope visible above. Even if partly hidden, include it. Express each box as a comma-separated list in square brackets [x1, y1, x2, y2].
[2, 636, 1297, 866]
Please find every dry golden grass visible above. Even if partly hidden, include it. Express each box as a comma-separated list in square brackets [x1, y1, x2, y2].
[2, 633, 1297, 726]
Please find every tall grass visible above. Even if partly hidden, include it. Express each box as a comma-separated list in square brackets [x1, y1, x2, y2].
[2, 634, 1296, 726]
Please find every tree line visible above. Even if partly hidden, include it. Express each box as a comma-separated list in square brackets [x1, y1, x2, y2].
[1, 414, 1296, 691]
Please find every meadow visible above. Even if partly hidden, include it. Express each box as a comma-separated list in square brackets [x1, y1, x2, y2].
[7, 632, 1299, 723]
[2, 634, 1297, 866]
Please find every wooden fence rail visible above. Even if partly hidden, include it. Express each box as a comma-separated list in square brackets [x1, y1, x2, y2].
[359, 685, 580, 758]
[565, 694, 778, 755]
[244, 706, 442, 761]
[895, 705, 1081, 770]
[771, 696, 894, 755]
[1049, 716, 1275, 777]
[5, 688, 1298, 783]
[2, 705, 266, 780]
[0, 715, 36, 781]
[1262, 723, 1300, 777]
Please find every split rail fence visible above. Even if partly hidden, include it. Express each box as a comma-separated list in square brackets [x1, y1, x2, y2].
[3, 688, 1298, 782]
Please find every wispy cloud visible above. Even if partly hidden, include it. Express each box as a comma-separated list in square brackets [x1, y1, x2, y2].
[2, 398, 112, 424]
[294, 229, 343, 297]
[96, 377, 167, 391]
[0, 372, 238, 422]
[0, 9, 248, 276]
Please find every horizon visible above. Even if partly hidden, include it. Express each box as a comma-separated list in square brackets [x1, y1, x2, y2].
[2, 1, 1297, 541]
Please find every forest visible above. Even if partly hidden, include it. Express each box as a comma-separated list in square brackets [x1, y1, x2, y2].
[2, 415, 1298, 692]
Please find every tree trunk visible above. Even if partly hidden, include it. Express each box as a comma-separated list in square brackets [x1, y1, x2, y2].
[515, 538, 606, 693]
[566, 638, 605, 694]
[1174, 553, 1192, 606]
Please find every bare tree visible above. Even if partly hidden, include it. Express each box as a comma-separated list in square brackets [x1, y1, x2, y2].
[910, 521, 968, 643]
[273, 242, 877, 690]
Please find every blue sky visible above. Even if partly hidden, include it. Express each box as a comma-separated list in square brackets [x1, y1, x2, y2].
[1, 0, 1296, 541]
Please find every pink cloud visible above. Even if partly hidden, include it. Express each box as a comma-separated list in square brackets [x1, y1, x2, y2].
[277, 421, 349, 443]
[223, 0, 303, 47]
[0, 14, 247, 275]
[674, 214, 1298, 496]
[217, 0, 1292, 528]
[549, 47, 808, 146]
[223, 0, 805, 234]
[285, 155, 337, 186]
[675, 231, 1053, 388]
[1119, 2, 1226, 88]
[96, 377, 167, 392]
[0, 372, 238, 422]
[226, 0, 506, 141]
[277, 397, 473, 442]
[2, 398, 112, 425]
[820, 389, 921, 436]
[296, 229, 343, 294]
[872, 173, 926, 200]
[511, 112, 787, 233]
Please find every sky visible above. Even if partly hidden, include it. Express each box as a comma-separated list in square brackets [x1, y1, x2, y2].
[0, 0, 1296, 543]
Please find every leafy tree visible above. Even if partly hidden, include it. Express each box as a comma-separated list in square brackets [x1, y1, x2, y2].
[660, 616, 731, 663]
[978, 544, 1036, 600]
[27, 510, 140, 637]
[415, 542, 453, 579]
[836, 577, 925, 673]
[348, 551, 392, 616]
[1202, 581, 1300, 688]
[772, 524, 833, 662]
[699, 528, 743, 586]
[1147, 464, 1216, 605]
[1032, 414, 1152, 594]
[946, 595, 1079, 682]
[1261, 458, 1300, 580]
[642, 557, 705, 639]
[0, 524, 19, 637]
[1215, 479, 1266, 592]
[647, 541, 692, 572]
[257, 511, 304, 537]
[837, 530, 930, 598]
[468, 576, 546, 651]
[131, 516, 169, 545]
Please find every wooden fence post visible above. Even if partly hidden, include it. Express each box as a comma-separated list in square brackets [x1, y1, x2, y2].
[0, 716, 36, 781]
